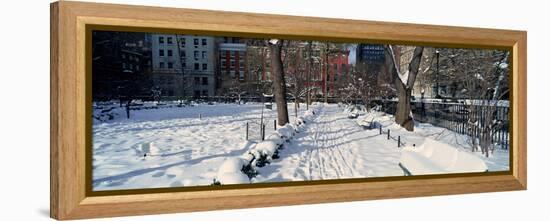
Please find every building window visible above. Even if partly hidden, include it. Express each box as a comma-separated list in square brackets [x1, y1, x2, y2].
[159, 49, 164, 57]
[239, 71, 244, 80]
[202, 90, 208, 96]
[182, 62, 186, 68]
[194, 77, 200, 85]
[129, 64, 133, 70]
[167, 50, 173, 57]
[194, 38, 199, 46]
[181, 51, 186, 58]
[180, 38, 186, 47]
[158, 36, 164, 44]
[194, 63, 199, 70]
[136, 65, 140, 71]
[202, 39, 207, 46]
[202, 77, 208, 85]
[194, 90, 200, 97]
[159, 62, 165, 68]
[168, 62, 173, 69]
[167, 37, 173, 44]
[194, 51, 199, 59]
[221, 60, 226, 68]
[122, 54, 126, 59]
[202, 63, 207, 70]
[202, 51, 207, 59]
[122, 63, 126, 69]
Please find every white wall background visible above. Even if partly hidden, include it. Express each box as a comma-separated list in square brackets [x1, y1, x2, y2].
[0, 0, 546, 220]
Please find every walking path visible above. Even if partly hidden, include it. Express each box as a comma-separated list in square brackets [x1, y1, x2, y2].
[254, 104, 404, 182]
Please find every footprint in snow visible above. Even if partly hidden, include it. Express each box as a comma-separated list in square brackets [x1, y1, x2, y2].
[152, 171, 165, 178]
[105, 179, 127, 187]
[166, 174, 176, 179]
[170, 181, 183, 187]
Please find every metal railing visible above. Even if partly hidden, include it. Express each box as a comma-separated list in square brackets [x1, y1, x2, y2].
[380, 100, 510, 149]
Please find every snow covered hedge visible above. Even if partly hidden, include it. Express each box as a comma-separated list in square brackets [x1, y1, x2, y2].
[216, 158, 250, 185]
[214, 105, 320, 185]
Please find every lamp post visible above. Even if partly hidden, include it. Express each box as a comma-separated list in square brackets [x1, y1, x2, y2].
[324, 43, 329, 103]
[306, 41, 312, 110]
[435, 50, 440, 98]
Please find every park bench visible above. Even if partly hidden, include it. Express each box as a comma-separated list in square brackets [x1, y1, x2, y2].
[357, 114, 377, 129]
[347, 108, 359, 119]
[398, 138, 488, 176]
[347, 112, 359, 119]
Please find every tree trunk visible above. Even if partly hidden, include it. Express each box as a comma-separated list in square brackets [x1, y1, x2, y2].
[125, 99, 131, 119]
[384, 45, 424, 131]
[395, 82, 414, 130]
[295, 100, 298, 122]
[269, 39, 289, 126]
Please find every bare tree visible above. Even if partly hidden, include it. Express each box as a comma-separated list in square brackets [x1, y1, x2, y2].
[420, 48, 510, 156]
[245, 42, 270, 97]
[348, 62, 379, 108]
[460, 50, 509, 156]
[337, 82, 359, 105]
[322, 42, 340, 103]
[306, 41, 314, 109]
[323, 42, 330, 103]
[174, 35, 191, 104]
[283, 40, 317, 120]
[268, 39, 289, 126]
[151, 86, 162, 104]
[227, 78, 248, 105]
[384, 45, 424, 131]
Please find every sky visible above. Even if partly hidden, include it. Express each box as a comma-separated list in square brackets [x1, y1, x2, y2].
[347, 44, 357, 65]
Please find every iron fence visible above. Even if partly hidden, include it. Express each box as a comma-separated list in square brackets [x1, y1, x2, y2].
[380, 100, 510, 149]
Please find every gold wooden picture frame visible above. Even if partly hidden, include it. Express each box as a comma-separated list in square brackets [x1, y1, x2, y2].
[50, 1, 527, 220]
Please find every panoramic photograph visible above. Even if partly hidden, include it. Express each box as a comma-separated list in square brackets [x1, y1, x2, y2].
[91, 30, 510, 191]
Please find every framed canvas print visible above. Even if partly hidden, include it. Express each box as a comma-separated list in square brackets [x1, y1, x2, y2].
[50, 1, 527, 220]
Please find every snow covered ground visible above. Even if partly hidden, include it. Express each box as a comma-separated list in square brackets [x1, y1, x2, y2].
[252, 104, 508, 183]
[253, 104, 403, 181]
[92, 102, 307, 190]
[93, 102, 509, 190]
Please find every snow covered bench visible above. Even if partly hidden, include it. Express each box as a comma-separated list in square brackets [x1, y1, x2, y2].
[347, 112, 359, 119]
[357, 114, 377, 129]
[399, 138, 488, 176]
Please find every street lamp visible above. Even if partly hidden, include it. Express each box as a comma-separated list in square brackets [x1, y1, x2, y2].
[435, 50, 440, 98]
